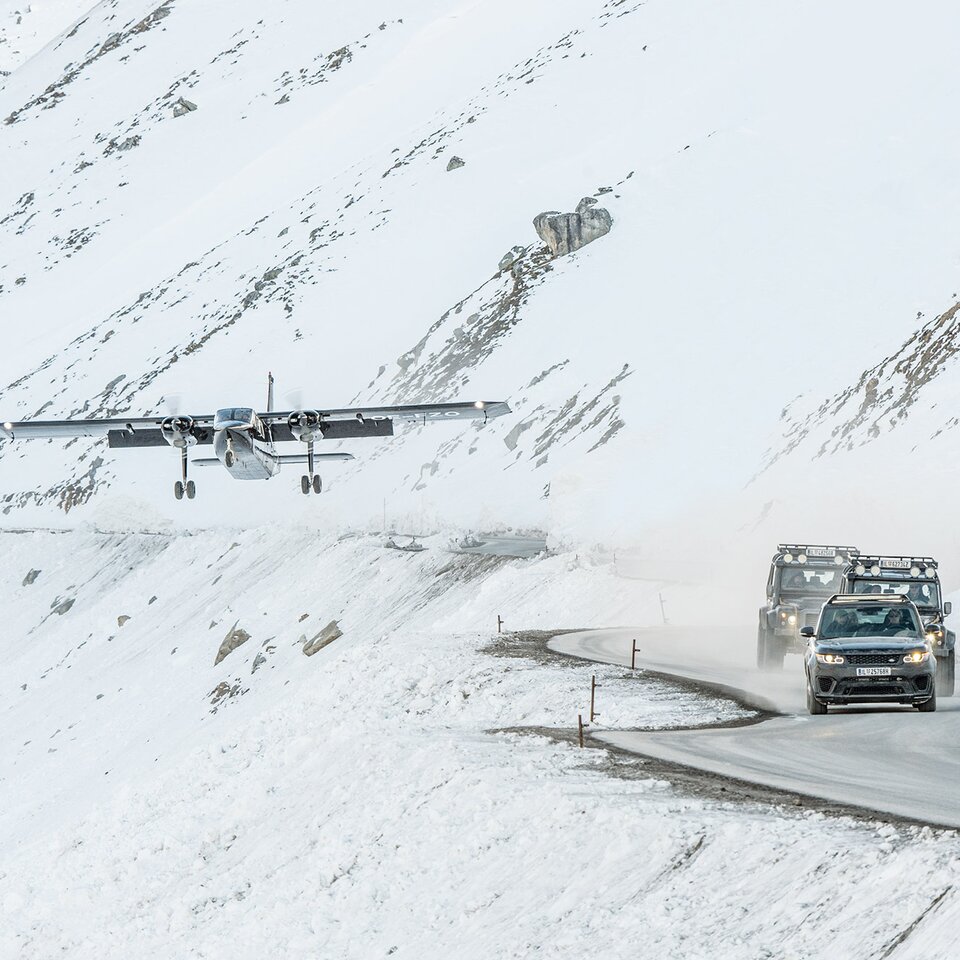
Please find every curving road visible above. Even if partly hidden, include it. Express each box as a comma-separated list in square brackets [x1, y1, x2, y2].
[549, 627, 960, 828]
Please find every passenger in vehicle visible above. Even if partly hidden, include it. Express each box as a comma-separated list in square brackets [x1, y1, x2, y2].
[821, 609, 858, 639]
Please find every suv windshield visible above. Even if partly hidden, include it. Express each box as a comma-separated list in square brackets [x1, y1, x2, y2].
[779, 567, 843, 597]
[849, 579, 940, 608]
[819, 604, 923, 640]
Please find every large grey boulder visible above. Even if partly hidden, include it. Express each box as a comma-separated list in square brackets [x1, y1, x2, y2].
[533, 197, 613, 257]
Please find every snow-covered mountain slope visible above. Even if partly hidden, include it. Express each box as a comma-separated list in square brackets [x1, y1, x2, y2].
[4, 0, 960, 541]
[7, 5, 960, 954]
[0, 0, 92, 73]
[3, 529, 958, 959]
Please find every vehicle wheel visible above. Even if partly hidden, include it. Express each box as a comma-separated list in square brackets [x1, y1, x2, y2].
[186, 480, 196, 500]
[917, 687, 937, 712]
[174, 480, 185, 501]
[762, 637, 785, 672]
[806, 675, 827, 715]
[312, 474, 322, 495]
[300, 475, 311, 495]
[225, 450, 235, 468]
[935, 651, 955, 698]
[756, 626, 767, 669]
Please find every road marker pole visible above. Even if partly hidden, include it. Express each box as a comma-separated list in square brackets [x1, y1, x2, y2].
[590, 675, 600, 723]
[497, 615, 504, 634]
[578, 713, 584, 748]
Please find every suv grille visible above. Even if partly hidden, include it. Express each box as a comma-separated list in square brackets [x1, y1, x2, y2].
[849, 684, 901, 696]
[845, 652, 900, 665]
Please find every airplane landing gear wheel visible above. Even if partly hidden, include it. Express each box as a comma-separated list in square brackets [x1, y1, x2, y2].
[174, 480, 185, 501]
[301, 475, 311, 495]
[312, 475, 322, 494]
[186, 480, 196, 500]
[225, 450, 235, 468]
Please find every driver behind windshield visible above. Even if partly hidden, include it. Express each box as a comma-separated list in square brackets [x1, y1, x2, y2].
[880, 608, 916, 637]
[907, 583, 930, 606]
[782, 569, 806, 591]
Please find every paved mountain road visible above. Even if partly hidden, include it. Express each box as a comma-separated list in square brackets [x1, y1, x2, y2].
[549, 628, 960, 828]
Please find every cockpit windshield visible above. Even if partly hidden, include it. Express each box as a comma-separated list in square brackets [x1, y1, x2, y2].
[849, 580, 940, 608]
[215, 408, 256, 430]
[778, 567, 842, 597]
[819, 603, 923, 640]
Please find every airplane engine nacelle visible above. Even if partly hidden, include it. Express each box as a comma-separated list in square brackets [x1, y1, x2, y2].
[288, 410, 323, 442]
[160, 415, 198, 448]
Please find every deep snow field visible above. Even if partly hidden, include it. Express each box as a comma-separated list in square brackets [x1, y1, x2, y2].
[0, 528, 958, 959]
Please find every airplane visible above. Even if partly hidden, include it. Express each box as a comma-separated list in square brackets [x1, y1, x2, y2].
[0, 374, 511, 500]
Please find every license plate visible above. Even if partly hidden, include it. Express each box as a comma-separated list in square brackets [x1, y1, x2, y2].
[856, 667, 892, 677]
[880, 558, 910, 569]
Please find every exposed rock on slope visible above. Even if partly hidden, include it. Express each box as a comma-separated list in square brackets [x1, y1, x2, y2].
[534, 197, 613, 257]
[762, 299, 960, 471]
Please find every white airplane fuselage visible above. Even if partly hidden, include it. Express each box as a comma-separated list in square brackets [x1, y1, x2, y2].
[213, 427, 280, 480]
[211, 408, 281, 480]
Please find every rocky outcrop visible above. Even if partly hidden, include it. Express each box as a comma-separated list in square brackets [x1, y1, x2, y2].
[446, 156, 465, 171]
[533, 197, 612, 257]
[302, 619, 343, 656]
[172, 97, 197, 117]
[214, 622, 251, 665]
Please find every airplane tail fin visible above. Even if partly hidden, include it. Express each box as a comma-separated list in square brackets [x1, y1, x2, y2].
[266, 371, 275, 412]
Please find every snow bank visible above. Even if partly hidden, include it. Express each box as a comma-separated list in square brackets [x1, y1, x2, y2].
[0, 529, 957, 958]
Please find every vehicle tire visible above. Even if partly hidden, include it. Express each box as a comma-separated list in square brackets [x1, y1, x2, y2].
[312, 474, 322, 495]
[756, 626, 767, 669]
[935, 651, 955, 698]
[762, 637, 785, 672]
[806, 675, 827, 715]
[186, 480, 196, 500]
[917, 687, 937, 712]
[300, 475, 311, 495]
[174, 480, 184, 501]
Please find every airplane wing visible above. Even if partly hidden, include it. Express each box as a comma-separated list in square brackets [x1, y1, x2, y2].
[262, 401, 511, 441]
[0, 415, 218, 446]
[0, 402, 510, 445]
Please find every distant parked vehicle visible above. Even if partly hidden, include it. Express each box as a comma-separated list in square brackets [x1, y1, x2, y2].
[758, 544, 859, 670]
[801, 595, 936, 714]
[841, 555, 954, 697]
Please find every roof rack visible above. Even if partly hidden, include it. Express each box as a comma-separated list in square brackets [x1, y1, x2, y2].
[828, 593, 910, 604]
[777, 544, 858, 555]
[850, 555, 937, 567]
[775, 544, 858, 565]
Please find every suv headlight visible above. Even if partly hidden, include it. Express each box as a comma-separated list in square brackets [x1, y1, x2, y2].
[778, 608, 798, 626]
[903, 650, 931, 664]
[815, 652, 845, 664]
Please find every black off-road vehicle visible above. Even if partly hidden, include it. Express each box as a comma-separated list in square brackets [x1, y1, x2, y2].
[758, 544, 858, 670]
[840, 555, 955, 696]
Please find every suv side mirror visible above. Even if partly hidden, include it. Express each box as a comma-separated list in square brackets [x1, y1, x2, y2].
[945, 601, 953, 616]
[800, 626, 815, 638]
